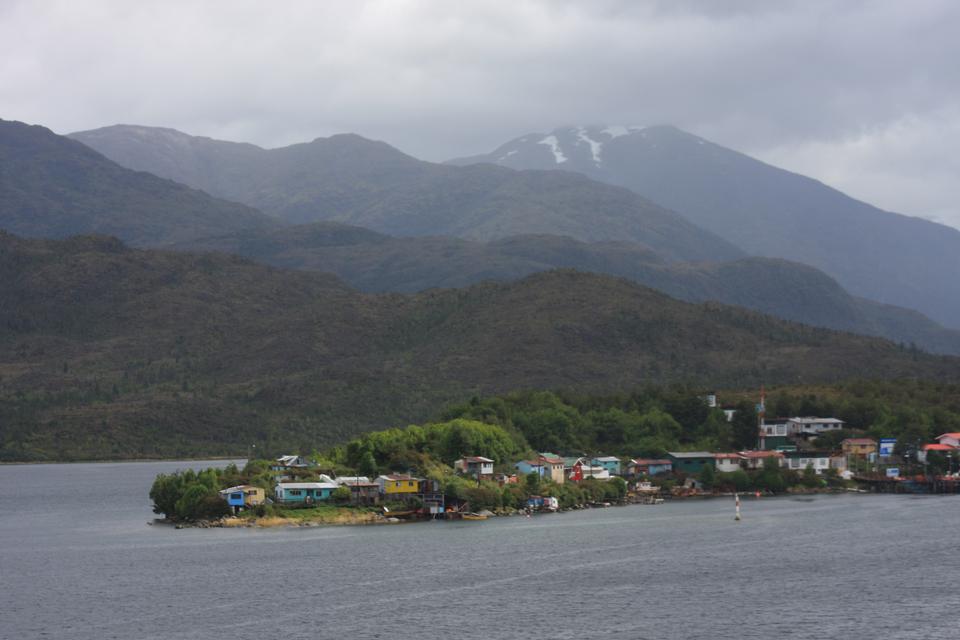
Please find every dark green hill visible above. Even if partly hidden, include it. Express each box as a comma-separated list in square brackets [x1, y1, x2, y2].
[1, 232, 957, 461]
[69, 124, 743, 262]
[178, 222, 960, 356]
[0, 120, 274, 246]
[449, 124, 960, 330]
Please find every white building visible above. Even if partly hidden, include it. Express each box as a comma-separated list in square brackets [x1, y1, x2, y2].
[714, 453, 743, 473]
[786, 417, 845, 437]
[784, 452, 831, 474]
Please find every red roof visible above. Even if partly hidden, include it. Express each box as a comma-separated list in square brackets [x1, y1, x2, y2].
[923, 443, 957, 451]
[714, 453, 743, 460]
[740, 450, 783, 458]
[842, 438, 877, 445]
[936, 433, 960, 440]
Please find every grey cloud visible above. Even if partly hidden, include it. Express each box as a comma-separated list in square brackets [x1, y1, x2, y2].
[1, 0, 957, 226]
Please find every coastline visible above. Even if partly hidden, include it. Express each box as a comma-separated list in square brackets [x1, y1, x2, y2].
[164, 487, 856, 529]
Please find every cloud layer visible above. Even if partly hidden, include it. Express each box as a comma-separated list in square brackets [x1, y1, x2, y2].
[2, 0, 958, 226]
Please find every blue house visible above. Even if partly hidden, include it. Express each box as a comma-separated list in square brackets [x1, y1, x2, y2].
[591, 456, 622, 476]
[274, 482, 338, 504]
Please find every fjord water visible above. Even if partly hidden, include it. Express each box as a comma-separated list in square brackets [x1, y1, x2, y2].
[1, 462, 956, 640]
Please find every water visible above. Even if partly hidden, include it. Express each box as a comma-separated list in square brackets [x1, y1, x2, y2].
[2, 462, 958, 640]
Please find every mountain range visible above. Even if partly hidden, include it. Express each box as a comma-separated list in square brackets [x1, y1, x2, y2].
[449, 125, 960, 330]
[68, 124, 742, 262]
[2, 231, 955, 460]
[1, 119, 955, 354]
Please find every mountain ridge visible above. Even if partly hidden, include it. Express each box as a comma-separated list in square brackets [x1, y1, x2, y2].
[68, 123, 744, 262]
[447, 124, 960, 329]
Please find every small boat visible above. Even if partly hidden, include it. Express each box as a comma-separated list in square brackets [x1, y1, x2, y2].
[461, 513, 488, 521]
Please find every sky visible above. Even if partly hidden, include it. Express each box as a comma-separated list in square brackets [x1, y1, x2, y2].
[2, 0, 958, 228]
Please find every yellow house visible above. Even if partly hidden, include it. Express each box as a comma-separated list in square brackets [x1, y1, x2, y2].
[842, 438, 877, 457]
[376, 474, 421, 497]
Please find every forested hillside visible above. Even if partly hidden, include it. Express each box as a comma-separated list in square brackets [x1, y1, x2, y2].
[2, 232, 958, 461]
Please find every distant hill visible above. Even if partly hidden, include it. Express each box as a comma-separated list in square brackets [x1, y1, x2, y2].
[0, 119, 274, 246]
[178, 222, 960, 356]
[448, 125, 960, 330]
[69, 124, 743, 262]
[2, 231, 957, 461]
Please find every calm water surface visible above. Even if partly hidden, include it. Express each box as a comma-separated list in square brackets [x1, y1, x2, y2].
[1, 461, 958, 639]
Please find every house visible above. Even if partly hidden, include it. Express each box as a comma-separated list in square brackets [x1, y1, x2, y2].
[591, 456, 622, 476]
[515, 455, 565, 484]
[935, 433, 960, 448]
[494, 473, 518, 485]
[626, 459, 672, 477]
[841, 438, 877, 457]
[419, 479, 445, 515]
[919, 443, 957, 463]
[376, 474, 421, 499]
[454, 456, 494, 479]
[666, 452, 715, 474]
[334, 476, 379, 504]
[218, 485, 265, 512]
[274, 482, 338, 504]
[714, 453, 743, 473]
[758, 418, 792, 450]
[739, 450, 784, 470]
[786, 417, 845, 437]
[783, 451, 831, 475]
[570, 460, 610, 481]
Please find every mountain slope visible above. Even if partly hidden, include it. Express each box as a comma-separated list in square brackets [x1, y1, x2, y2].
[449, 125, 960, 329]
[69, 124, 743, 262]
[178, 222, 960, 356]
[0, 120, 274, 246]
[2, 232, 957, 460]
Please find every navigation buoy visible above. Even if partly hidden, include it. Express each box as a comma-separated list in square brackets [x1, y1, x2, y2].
[735, 493, 742, 522]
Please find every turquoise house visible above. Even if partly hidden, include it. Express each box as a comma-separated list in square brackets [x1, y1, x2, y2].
[591, 456, 622, 476]
[274, 482, 338, 504]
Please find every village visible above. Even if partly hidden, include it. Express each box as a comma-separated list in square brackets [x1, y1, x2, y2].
[213, 410, 960, 524]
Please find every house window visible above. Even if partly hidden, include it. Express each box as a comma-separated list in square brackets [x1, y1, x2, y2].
[289, 490, 302, 496]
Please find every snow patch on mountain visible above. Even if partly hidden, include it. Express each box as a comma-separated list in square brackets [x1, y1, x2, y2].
[601, 125, 645, 139]
[538, 135, 567, 163]
[576, 127, 603, 165]
[497, 149, 518, 161]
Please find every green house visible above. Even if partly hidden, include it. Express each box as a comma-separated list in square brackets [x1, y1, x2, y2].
[667, 452, 716, 474]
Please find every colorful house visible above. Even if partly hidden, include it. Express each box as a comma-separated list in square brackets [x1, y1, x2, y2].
[626, 459, 672, 477]
[841, 438, 877, 457]
[218, 485, 265, 512]
[919, 443, 957, 463]
[454, 456, 494, 479]
[570, 460, 610, 481]
[591, 456, 622, 476]
[714, 453, 743, 473]
[515, 455, 566, 484]
[376, 474, 421, 498]
[274, 482, 338, 504]
[666, 452, 715, 474]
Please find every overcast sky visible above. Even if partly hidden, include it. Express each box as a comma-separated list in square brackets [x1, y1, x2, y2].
[2, 0, 958, 228]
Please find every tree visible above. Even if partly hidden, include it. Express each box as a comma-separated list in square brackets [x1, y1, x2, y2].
[699, 463, 716, 489]
[331, 486, 351, 504]
[801, 464, 820, 488]
[525, 471, 541, 493]
[731, 400, 759, 450]
[358, 451, 378, 478]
